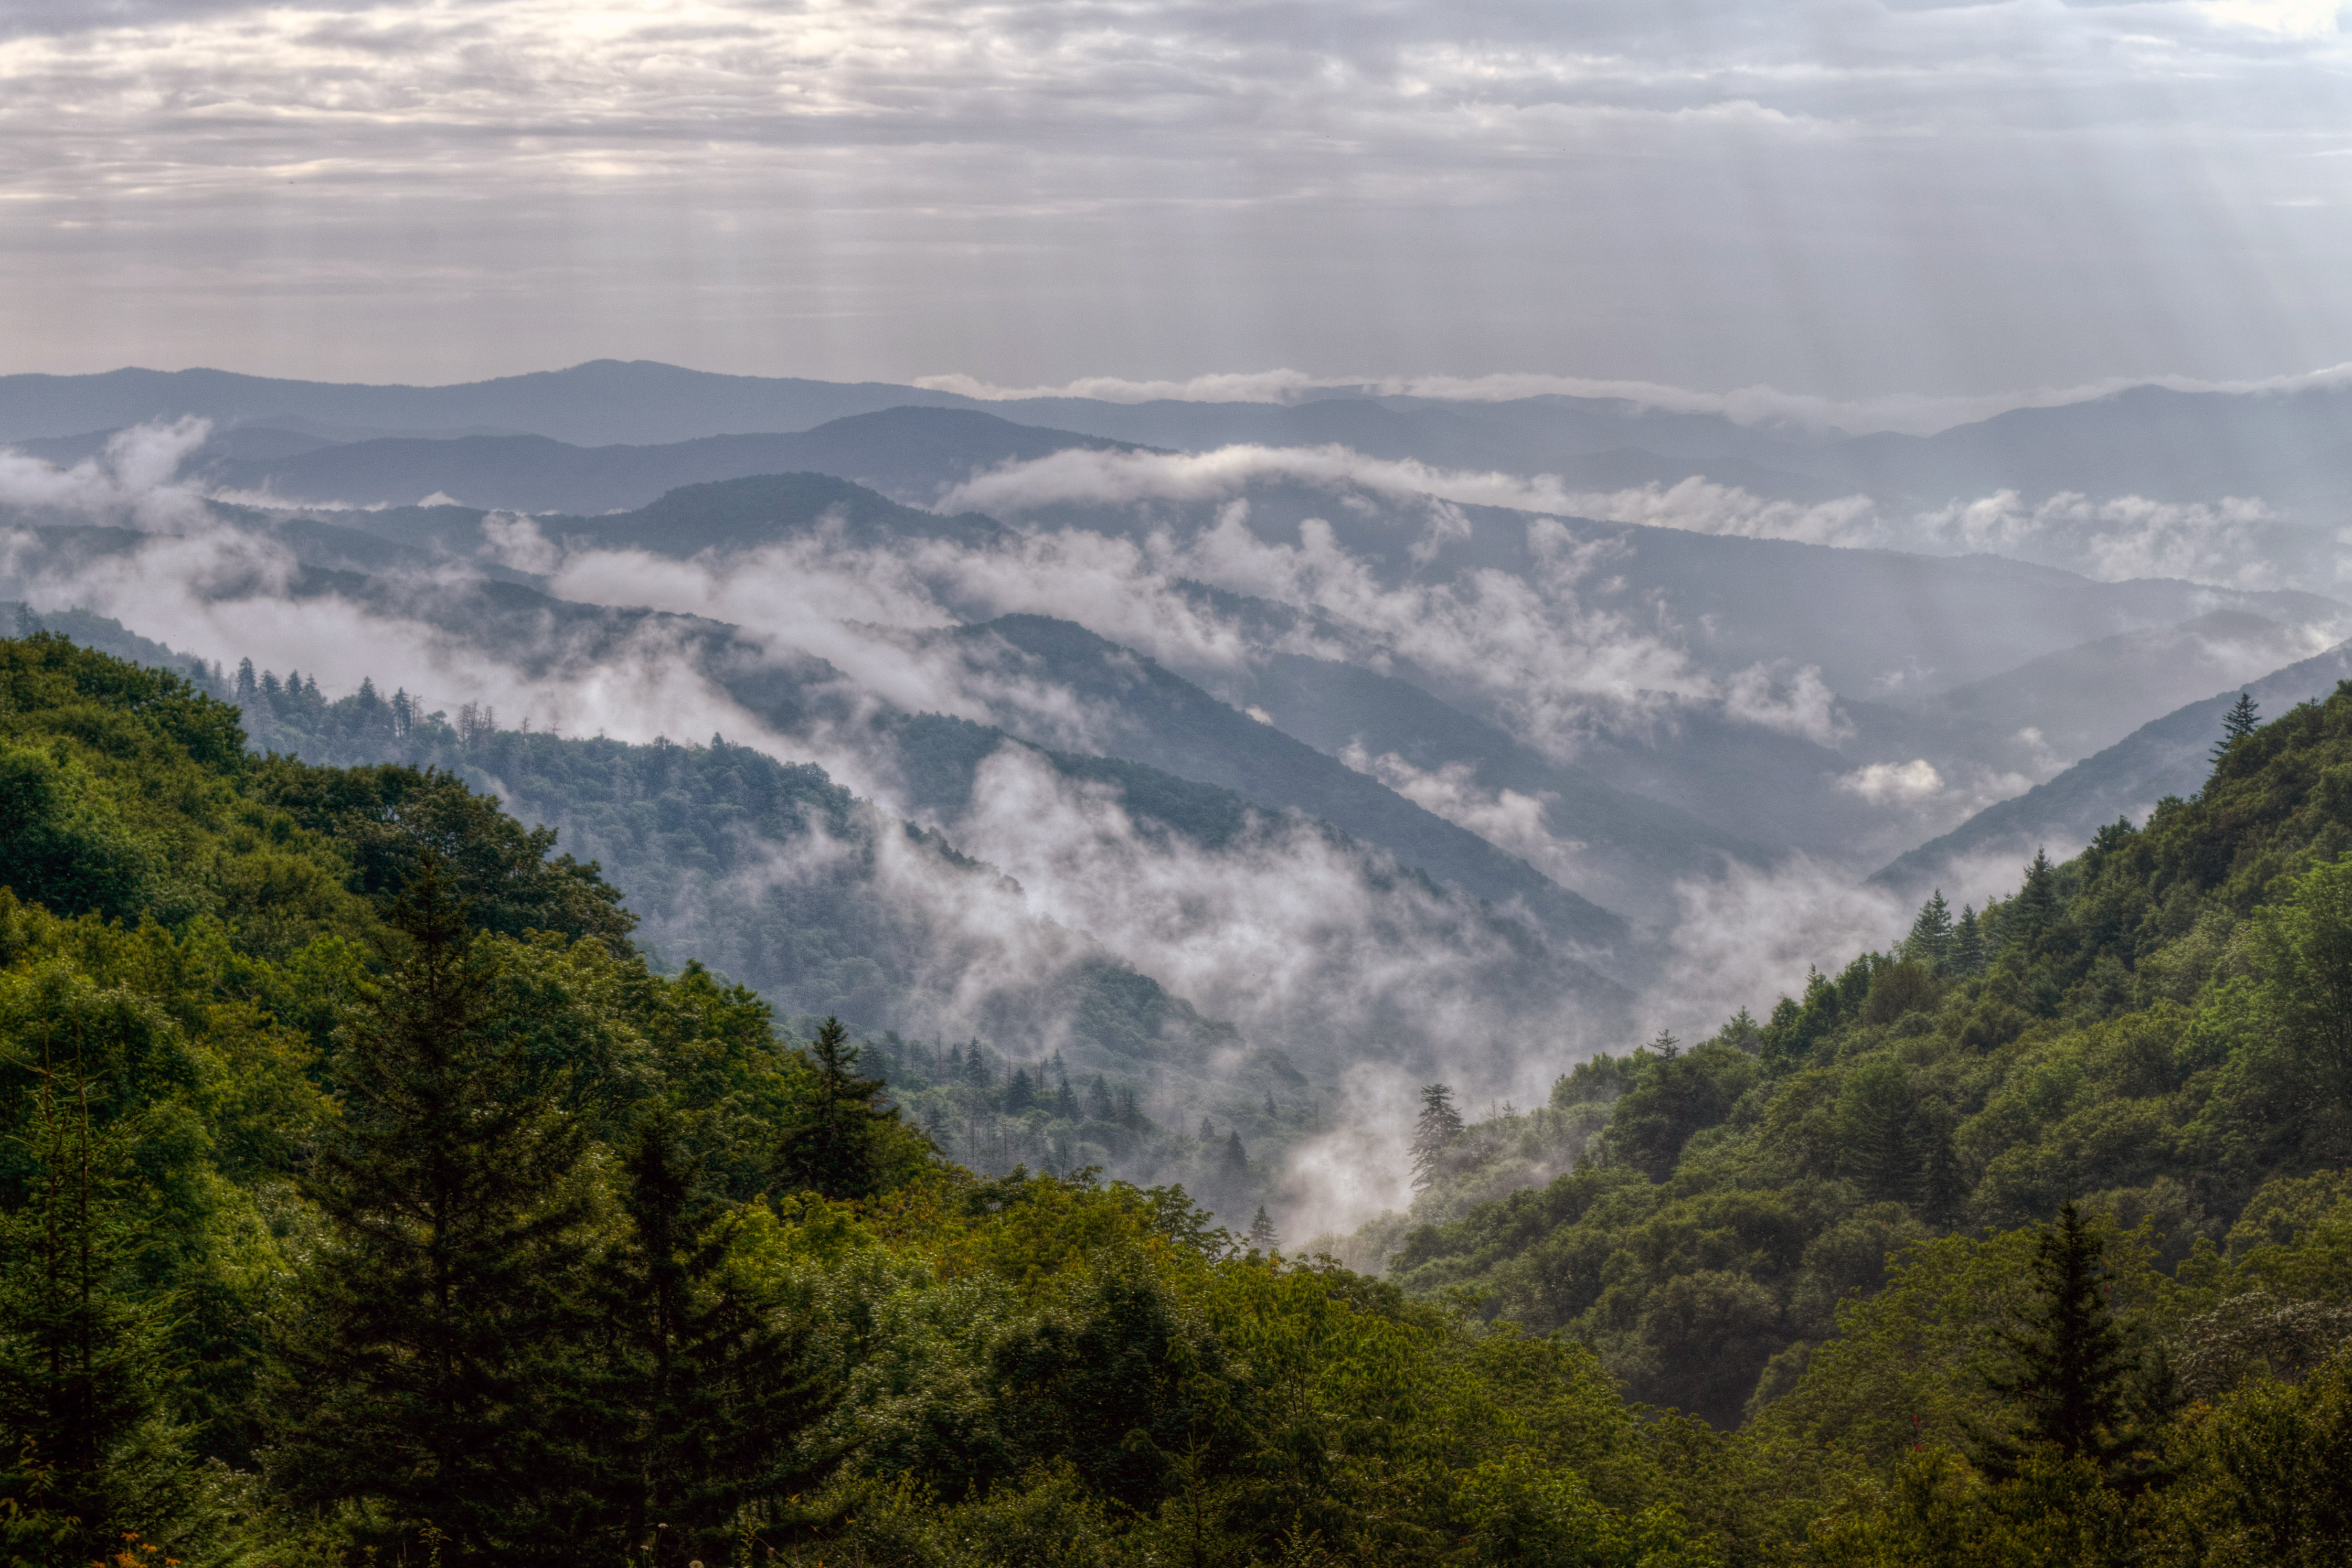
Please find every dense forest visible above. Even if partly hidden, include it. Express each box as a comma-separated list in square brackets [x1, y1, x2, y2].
[2, 631, 2350, 1565]
[198, 652, 1324, 1213]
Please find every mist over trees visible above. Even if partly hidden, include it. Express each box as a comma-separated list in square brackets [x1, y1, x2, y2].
[6, 627, 2352, 1561]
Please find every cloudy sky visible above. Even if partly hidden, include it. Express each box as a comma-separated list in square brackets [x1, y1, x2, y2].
[3, 0, 2348, 401]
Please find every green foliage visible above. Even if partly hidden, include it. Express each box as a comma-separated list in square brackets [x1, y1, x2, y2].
[1604, 1041, 1757, 1181]
[2212, 689, 2261, 766]
[774, 1018, 930, 1200]
[251, 758, 635, 948]
[0, 1039, 174, 1553]
[1968, 1202, 2174, 1486]
[10, 634, 2352, 1565]
[221, 665, 1272, 1193]
[1364, 679, 2352, 1463]
[1903, 891, 1953, 970]
[265, 859, 603, 1561]
[2152, 1349, 2352, 1566]
[1409, 1081, 1463, 1189]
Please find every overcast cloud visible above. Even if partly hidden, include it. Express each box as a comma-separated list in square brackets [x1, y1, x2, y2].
[1, 0, 2347, 401]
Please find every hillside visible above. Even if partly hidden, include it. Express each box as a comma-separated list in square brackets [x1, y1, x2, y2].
[6, 632, 2352, 1566]
[1348, 677, 2352, 1455]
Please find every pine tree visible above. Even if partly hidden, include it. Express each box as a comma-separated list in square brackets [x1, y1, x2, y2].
[774, 1018, 906, 1201]
[269, 855, 597, 1560]
[1953, 903, 1986, 975]
[2008, 849, 2059, 953]
[1410, 1083, 1465, 1190]
[1919, 1122, 1966, 1226]
[1004, 1065, 1037, 1114]
[604, 1108, 838, 1564]
[1906, 890, 1955, 969]
[0, 1043, 172, 1545]
[1969, 1202, 2173, 1486]
[2211, 690, 2260, 766]
[1220, 1130, 1249, 1177]
[1053, 1079, 1080, 1120]
[1835, 1058, 1921, 1206]
[1246, 1207, 1280, 1253]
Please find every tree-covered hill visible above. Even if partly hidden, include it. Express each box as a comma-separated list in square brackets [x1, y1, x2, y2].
[1356, 680, 2352, 1447]
[6, 632, 2352, 1565]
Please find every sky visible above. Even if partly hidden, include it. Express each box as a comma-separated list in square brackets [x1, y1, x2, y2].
[3, 0, 2350, 401]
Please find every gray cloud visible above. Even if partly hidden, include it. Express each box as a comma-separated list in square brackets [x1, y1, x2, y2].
[0, 0, 2346, 398]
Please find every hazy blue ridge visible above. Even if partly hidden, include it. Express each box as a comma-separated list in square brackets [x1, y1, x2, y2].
[1872, 639, 2352, 894]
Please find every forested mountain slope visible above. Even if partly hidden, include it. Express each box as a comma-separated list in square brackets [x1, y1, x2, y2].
[1357, 678, 2352, 1457]
[8, 633, 2352, 1567]
[891, 614, 1630, 954]
[1236, 647, 1774, 924]
[213, 654, 1634, 1202]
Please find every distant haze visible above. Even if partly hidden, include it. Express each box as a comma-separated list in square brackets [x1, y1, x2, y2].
[2, 1, 2348, 400]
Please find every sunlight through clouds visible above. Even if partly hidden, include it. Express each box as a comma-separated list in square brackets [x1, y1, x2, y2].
[0, 0, 2346, 389]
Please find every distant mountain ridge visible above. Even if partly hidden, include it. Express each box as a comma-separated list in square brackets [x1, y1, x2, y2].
[1872, 639, 2352, 897]
[14, 360, 2352, 521]
[196, 408, 1140, 514]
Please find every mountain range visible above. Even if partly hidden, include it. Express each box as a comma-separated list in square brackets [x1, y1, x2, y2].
[7, 357, 2352, 1079]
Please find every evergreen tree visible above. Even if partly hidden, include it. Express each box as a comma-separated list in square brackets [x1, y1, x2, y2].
[1084, 1074, 1114, 1121]
[0, 1043, 171, 1545]
[603, 1108, 838, 1565]
[1906, 890, 1955, 969]
[774, 1018, 908, 1201]
[1053, 1079, 1080, 1120]
[1246, 1207, 1280, 1253]
[1919, 1122, 1966, 1226]
[1835, 1058, 1921, 1206]
[1716, 1007, 1763, 1052]
[1969, 1202, 2174, 1487]
[1220, 1130, 1249, 1177]
[1952, 903, 1987, 975]
[1004, 1065, 1037, 1114]
[268, 857, 597, 1561]
[1410, 1083, 1465, 1190]
[2008, 849, 2059, 953]
[2212, 690, 2261, 766]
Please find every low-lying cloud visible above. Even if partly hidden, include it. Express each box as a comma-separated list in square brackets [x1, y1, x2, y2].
[948, 440, 2329, 594]
[0, 419, 215, 532]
